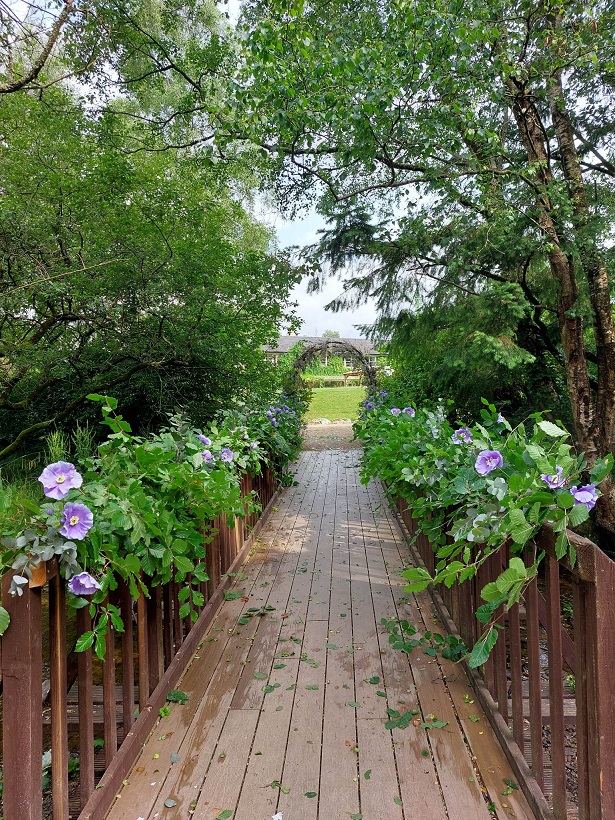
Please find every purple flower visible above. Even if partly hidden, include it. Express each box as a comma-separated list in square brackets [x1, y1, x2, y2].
[570, 484, 598, 510]
[475, 450, 503, 476]
[390, 407, 401, 416]
[250, 441, 258, 450]
[276, 407, 283, 414]
[271, 418, 278, 426]
[59, 502, 93, 540]
[46, 508, 54, 516]
[266, 410, 274, 418]
[38, 461, 82, 500]
[497, 413, 505, 423]
[220, 448, 234, 463]
[68, 571, 101, 596]
[541, 466, 566, 489]
[364, 401, 375, 410]
[202, 449, 213, 463]
[403, 407, 415, 417]
[282, 404, 290, 412]
[378, 391, 388, 397]
[452, 427, 473, 444]
[198, 434, 212, 446]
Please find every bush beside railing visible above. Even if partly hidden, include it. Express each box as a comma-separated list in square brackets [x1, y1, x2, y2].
[393, 496, 615, 820]
[0, 466, 278, 820]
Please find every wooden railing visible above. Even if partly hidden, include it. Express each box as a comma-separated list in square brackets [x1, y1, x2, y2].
[393, 496, 615, 820]
[0, 466, 278, 820]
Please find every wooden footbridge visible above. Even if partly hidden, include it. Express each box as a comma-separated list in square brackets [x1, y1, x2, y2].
[103, 450, 532, 820]
[2, 447, 615, 819]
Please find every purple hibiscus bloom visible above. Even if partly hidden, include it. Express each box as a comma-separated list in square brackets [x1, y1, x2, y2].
[38, 461, 83, 500]
[198, 434, 212, 446]
[497, 413, 505, 423]
[266, 410, 274, 418]
[475, 450, 504, 476]
[220, 448, 234, 463]
[364, 401, 375, 410]
[249, 441, 258, 450]
[452, 427, 473, 444]
[202, 449, 213, 463]
[59, 502, 94, 540]
[390, 407, 401, 416]
[403, 407, 415, 417]
[282, 404, 290, 412]
[541, 466, 566, 489]
[271, 418, 278, 426]
[276, 407, 283, 414]
[68, 571, 101, 596]
[378, 391, 388, 397]
[570, 484, 598, 510]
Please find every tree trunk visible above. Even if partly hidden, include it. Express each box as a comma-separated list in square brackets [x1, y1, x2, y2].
[505, 64, 615, 533]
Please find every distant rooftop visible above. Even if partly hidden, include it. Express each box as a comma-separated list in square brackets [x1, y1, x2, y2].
[263, 336, 383, 356]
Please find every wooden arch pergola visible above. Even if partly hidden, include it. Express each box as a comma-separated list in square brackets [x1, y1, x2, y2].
[291, 339, 378, 388]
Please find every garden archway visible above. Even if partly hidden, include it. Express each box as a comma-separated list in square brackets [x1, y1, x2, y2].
[291, 339, 378, 388]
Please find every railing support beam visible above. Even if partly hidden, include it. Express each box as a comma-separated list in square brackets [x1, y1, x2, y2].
[1, 573, 43, 820]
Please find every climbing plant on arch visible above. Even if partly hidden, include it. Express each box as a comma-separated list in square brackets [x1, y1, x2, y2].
[290, 340, 378, 388]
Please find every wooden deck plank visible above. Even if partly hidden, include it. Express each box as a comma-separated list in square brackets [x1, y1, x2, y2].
[353, 472, 448, 819]
[368, 480, 535, 819]
[106, 457, 316, 819]
[276, 619, 328, 820]
[191, 709, 260, 819]
[318, 452, 362, 820]
[106, 450, 541, 820]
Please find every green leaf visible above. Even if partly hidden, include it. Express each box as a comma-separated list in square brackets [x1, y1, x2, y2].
[253, 672, 268, 679]
[555, 533, 568, 560]
[569, 503, 589, 526]
[364, 676, 380, 684]
[304, 791, 317, 798]
[364, 769, 372, 780]
[557, 492, 575, 509]
[508, 508, 533, 545]
[590, 454, 614, 484]
[216, 811, 234, 820]
[469, 628, 498, 668]
[347, 701, 361, 708]
[223, 590, 243, 601]
[174, 555, 194, 574]
[394, 796, 403, 805]
[538, 420, 569, 438]
[75, 631, 95, 652]
[0, 606, 9, 636]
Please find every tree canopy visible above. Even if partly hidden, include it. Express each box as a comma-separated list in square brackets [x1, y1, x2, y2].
[219, 0, 615, 532]
[0, 47, 299, 456]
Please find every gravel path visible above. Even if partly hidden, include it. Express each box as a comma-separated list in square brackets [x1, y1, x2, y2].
[301, 421, 360, 451]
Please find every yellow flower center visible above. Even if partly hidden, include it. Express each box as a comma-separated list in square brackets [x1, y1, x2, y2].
[69, 515, 79, 526]
[56, 475, 66, 484]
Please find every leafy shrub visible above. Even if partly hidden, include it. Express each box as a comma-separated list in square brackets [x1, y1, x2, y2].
[355, 393, 612, 666]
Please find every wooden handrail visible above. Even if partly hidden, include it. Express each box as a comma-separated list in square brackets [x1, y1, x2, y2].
[0, 465, 279, 820]
[391, 493, 615, 820]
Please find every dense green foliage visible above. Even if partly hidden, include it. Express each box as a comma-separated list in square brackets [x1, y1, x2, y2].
[355, 392, 612, 664]
[225, 0, 615, 532]
[0, 80, 299, 458]
[0, 391, 305, 650]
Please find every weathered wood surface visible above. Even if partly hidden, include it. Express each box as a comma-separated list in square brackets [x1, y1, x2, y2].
[104, 450, 535, 820]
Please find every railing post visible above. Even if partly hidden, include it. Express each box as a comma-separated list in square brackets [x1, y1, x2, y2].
[585, 547, 615, 819]
[1, 572, 43, 820]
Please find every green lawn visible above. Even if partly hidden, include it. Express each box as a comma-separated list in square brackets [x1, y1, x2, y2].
[305, 386, 366, 422]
